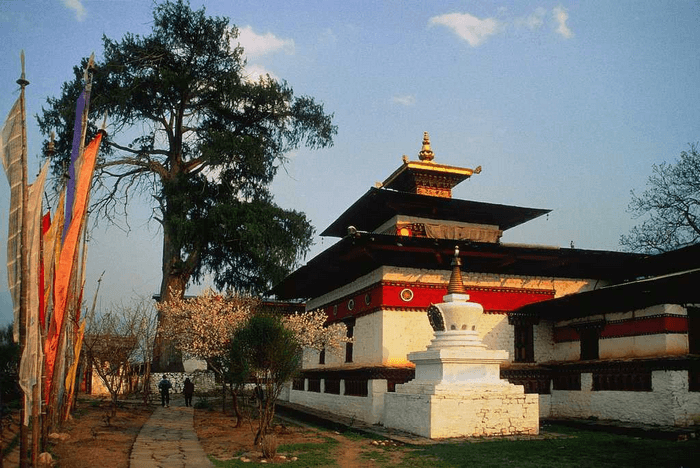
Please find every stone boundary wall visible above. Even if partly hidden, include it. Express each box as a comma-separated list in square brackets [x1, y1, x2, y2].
[150, 370, 217, 395]
[547, 370, 700, 426]
[281, 379, 387, 424]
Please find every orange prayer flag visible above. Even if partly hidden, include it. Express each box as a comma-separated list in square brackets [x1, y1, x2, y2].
[44, 131, 103, 390]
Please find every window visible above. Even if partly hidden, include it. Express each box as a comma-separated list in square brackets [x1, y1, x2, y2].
[513, 322, 535, 363]
[344, 379, 368, 397]
[593, 369, 651, 391]
[580, 328, 600, 360]
[292, 378, 305, 391]
[324, 379, 340, 394]
[345, 326, 354, 363]
[689, 307, 700, 355]
[689, 308, 700, 392]
[552, 372, 581, 391]
[319, 348, 325, 365]
[344, 318, 355, 363]
[508, 313, 538, 363]
[307, 378, 321, 392]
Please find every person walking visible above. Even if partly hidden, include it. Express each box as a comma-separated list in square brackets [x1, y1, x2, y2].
[158, 374, 172, 407]
[183, 377, 195, 407]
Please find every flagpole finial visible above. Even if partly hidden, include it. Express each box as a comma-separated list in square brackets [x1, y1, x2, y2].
[17, 50, 29, 87]
[84, 52, 96, 82]
[45, 132, 56, 157]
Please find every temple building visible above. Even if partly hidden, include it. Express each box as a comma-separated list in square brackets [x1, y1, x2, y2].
[273, 133, 700, 430]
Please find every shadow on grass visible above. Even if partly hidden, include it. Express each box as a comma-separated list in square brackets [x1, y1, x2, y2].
[401, 424, 699, 468]
[210, 420, 698, 468]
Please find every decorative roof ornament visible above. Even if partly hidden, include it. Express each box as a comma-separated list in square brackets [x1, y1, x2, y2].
[447, 246, 466, 294]
[381, 132, 480, 198]
[418, 131, 435, 162]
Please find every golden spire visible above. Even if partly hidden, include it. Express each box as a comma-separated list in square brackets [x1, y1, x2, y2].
[418, 131, 434, 162]
[447, 246, 466, 294]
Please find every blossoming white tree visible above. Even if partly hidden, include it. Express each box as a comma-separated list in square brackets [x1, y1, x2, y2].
[156, 289, 257, 372]
[156, 289, 256, 419]
[282, 310, 348, 352]
[157, 290, 350, 427]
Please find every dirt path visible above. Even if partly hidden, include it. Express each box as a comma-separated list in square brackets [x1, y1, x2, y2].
[326, 432, 366, 468]
[325, 429, 408, 468]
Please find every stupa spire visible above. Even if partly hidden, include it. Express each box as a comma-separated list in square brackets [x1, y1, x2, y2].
[447, 246, 466, 294]
[418, 131, 435, 162]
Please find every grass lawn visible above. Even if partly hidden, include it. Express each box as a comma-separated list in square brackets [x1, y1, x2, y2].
[401, 424, 698, 468]
[211, 421, 698, 467]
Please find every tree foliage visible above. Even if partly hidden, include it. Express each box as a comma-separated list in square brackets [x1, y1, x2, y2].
[37, 0, 336, 301]
[228, 314, 300, 445]
[621, 143, 700, 253]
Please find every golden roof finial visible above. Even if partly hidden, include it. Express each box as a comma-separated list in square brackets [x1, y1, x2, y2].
[447, 246, 466, 294]
[418, 131, 434, 162]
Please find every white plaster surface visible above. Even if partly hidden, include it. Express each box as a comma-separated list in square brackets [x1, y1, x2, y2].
[549, 371, 700, 426]
[287, 379, 387, 424]
[384, 388, 539, 438]
[600, 335, 688, 359]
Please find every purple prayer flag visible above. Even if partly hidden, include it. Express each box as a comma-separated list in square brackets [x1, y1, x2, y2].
[63, 89, 88, 241]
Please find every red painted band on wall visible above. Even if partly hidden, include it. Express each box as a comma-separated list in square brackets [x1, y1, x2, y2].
[554, 315, 689, 342]
[322, 281, 554, 323]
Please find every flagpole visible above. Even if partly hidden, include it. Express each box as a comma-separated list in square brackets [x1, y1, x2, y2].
[16, 49, 31, 468]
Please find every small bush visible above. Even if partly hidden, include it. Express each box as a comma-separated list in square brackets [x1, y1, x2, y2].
[193, 396, 211, 410]
[261, 434, 278, 459]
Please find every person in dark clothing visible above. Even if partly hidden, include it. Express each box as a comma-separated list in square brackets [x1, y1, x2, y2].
[183, 378, 195, 407]
[158, 374, 172, 407]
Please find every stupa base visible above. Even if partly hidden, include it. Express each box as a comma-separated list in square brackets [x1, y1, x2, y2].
[384, 382, 539, 439]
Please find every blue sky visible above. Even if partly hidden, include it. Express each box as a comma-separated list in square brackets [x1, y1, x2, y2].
[1, 1, 699, 324]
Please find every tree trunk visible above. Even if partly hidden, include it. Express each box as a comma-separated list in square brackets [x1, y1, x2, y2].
[229, 384, 243, 428]
[153, 222, 191, 371]
[221, 381, 227, 413]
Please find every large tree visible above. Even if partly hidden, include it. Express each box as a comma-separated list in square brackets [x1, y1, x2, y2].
[621, 143, 700, 253]
[38, 0, 336, 302]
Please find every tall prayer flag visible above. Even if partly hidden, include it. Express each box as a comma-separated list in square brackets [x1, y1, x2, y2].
[39, 211, 51, 330]
[0, 98, 24, 342]
[63, 90, 87, 240]
[63, 53, 94, 242]
[18, 161, 48, 424]
[63, 319, 85, 420]
[45, 131, 103, 390]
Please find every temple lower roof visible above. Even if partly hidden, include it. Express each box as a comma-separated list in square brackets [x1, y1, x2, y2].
[514, 244, 700, 320]
[270, 233, 646, 300]
[321, 187, 551, 237]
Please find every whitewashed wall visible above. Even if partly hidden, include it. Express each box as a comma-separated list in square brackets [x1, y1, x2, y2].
[546, 371, 700, 426]
[379, 310, 432, 366]
[286, 379, 388, 424]
[553, 304, 690, 362]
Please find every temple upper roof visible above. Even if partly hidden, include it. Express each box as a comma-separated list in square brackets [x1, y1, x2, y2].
[322, 132, 548, 239]
[381, 132, 481, 198]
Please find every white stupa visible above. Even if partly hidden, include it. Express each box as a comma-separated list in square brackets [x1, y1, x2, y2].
[383, 247, 539, 438]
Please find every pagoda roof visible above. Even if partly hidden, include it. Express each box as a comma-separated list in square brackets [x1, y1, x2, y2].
[321, 187, 551, 237]
[514, 243, 700, 320]
[381, 158, 476, 195]
[270, 233, 646, 300]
